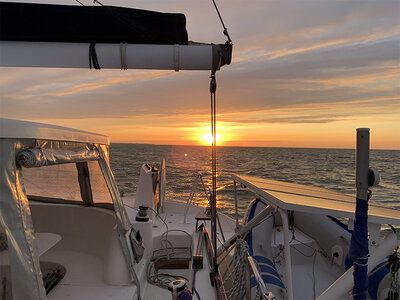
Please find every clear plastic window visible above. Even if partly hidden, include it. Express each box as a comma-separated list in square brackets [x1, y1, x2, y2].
[88, 161, 112, 204]
[0, 221, 13, 299]
[22, 161, 113, 206]
[22, 163, 82, 202]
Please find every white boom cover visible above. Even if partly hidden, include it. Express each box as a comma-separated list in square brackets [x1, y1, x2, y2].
[0, 42, 220, 71]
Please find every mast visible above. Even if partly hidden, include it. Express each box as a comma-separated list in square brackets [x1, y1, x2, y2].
[350, 128, 370, 299]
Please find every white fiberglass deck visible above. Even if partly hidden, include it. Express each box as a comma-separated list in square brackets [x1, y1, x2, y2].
[232, 174, 400, 225]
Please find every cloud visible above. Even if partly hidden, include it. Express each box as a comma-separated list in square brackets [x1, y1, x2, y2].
[0, 0, 399, 148]
[218, 97, 400, 125]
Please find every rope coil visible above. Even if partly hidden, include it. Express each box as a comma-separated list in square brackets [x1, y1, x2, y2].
[221, 239, 249, 300]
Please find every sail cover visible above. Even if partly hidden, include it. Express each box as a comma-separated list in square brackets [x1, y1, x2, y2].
[0, 2, 188, 45]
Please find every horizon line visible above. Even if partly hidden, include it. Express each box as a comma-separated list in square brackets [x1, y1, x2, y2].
[109, 142, 399, 151]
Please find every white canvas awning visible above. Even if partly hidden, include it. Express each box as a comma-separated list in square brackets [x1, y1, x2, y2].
[232, 174, 400, 225]
[0, 121, 134, 300]
[0, 118, 109, 145]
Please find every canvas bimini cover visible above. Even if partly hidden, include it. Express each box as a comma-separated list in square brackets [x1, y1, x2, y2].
[0, 119, 134, 299]
[0, 2, 188, 44]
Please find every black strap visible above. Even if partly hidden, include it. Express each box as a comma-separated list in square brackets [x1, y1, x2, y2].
[89, 42, 101, 70]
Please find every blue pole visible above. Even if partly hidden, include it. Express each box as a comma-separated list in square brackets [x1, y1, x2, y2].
[349, 128, 370, 299]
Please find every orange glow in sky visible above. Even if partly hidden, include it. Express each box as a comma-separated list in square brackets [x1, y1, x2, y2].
[0, 1, 399, 150]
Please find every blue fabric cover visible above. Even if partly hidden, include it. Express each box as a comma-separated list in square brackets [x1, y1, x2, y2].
[177, 290, 192, 300]
[250, 256, 286, 290]
[245, 198, 270, 256]
[250, 275, 285, 290]
[347, 255, 399, 300]
[349, 197, 369, 299]
[254, 256, 283, 283]
[327, 216, 353, 234]
[368, 261, 388, 300]
[368, 257, 399, 300]
[245, 199, 284, 291]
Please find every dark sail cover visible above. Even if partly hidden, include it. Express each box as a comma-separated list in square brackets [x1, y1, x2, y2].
[0, 2, 188, 44]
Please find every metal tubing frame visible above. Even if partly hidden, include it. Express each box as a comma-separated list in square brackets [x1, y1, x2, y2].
[247, 255, 272, 300]
[234, 180, 239, 229]
[278, 208, 294, 300]
[356, 128, 370, 198]
[183, 173, 202, 223]
[217, 204, 274, 257]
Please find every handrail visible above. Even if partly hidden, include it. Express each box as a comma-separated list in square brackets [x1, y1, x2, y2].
[217, 205, 274, 257]
[183, 173, 202, 223]
[233, 180, 239, 229]
[278, 208, 293, 300]
[157, 159, 166, 213]
[247, 255, 275, 300]
[183, 173, 211, 223]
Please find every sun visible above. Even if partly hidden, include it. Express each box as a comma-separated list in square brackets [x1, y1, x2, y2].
[201, 133, 222, 145]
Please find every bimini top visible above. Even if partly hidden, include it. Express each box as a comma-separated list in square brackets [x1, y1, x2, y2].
[232, 173, 400, 226]
[0, 118, 109, 145]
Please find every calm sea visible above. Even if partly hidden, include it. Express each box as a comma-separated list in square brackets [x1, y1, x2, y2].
[110, 144, 400, 223]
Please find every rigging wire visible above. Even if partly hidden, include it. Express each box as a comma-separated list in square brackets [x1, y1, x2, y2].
[211, 0, 232, 44]
[74, 0, 85, 6]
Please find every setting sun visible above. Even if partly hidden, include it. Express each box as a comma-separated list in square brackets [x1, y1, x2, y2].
[201, 133, 222, 145]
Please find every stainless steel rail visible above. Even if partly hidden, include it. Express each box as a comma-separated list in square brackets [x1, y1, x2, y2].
[247, 255, 275, 300]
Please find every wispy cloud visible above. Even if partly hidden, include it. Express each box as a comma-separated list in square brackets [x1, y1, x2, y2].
[0, 0, 399, 148]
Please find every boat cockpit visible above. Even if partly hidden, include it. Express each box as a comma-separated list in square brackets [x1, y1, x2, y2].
[0, 119, 140, 299]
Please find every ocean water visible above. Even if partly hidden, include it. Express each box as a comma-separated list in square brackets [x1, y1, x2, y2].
[109, 144, 400, 221]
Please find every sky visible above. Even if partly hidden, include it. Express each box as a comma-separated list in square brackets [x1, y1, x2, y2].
[1, 0, 399, 149]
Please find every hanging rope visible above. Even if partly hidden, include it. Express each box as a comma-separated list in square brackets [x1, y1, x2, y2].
[208, 3, 232, 265]
[209, 72, 220, 297]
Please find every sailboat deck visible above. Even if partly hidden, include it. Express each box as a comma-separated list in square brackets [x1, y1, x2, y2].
[232, 173, 400, 225]
[123, 199, 236, 299]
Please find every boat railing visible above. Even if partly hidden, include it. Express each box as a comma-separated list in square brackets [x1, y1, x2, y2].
[219, 238, 275, 300]
[247, 254, 275, 300]
[183, 173, 211, 223]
